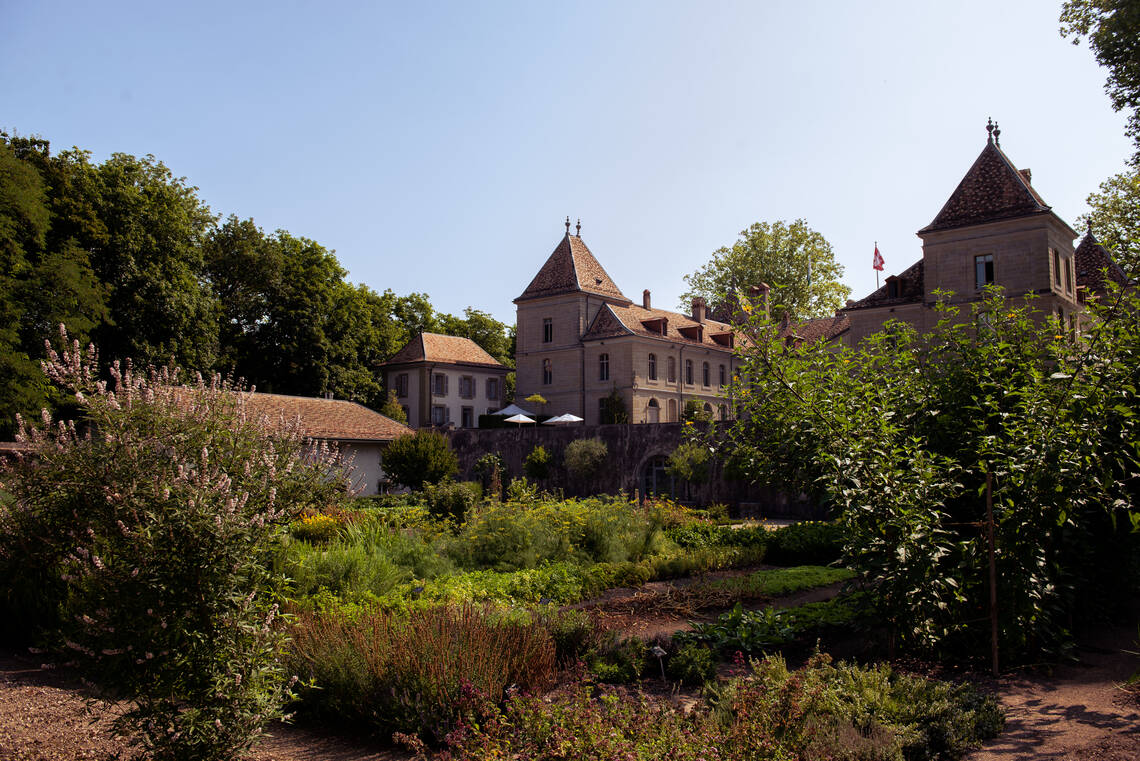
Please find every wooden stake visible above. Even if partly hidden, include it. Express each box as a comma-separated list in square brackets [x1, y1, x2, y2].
[986, 470, 999, 677]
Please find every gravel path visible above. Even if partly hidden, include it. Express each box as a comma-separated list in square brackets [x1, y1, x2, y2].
[0, 650, 405, 761]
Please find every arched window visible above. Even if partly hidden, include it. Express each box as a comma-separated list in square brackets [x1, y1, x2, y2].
[667, 398, 677, 422]
[667, 356, 676, 383]
[685, 360, 693, 385]
[703, 403, 713, 415]
[702, 362, 710, 387]
[542, 359, 552, 385]
[648, 353, 657, 381]
[647, 398, 660, 423]
[718, 404, 727, 421]
[719, 364, 726, 387]
[599, 353, 609, 381]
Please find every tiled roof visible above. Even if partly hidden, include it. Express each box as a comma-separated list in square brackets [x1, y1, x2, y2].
[582, 302, 746, 350]
[244, 392, 413, 442]
[516, 234, 630, 303]
[844, 259, 925, 310]
[782, 313, 850, 343]
[382, 333, 506, 369]
[920, 141, 1052, 234]
[1074, 230, 1130, 293]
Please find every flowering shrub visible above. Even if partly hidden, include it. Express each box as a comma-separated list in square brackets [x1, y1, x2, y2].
[0, 328, 353, 761]
[287, 604, 559, 742]
[417, 652, 1002, 761]
[291, 513, 343, 543]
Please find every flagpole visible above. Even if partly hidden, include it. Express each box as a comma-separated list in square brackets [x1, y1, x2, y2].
[875, 240, 880, 290]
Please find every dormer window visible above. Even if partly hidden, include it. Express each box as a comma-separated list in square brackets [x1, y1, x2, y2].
[886, 276, 899, 299]
[975, 254, 994, 290]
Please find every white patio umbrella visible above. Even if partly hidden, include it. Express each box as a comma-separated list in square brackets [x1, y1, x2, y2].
[491, 403, 534, 417]
[543, 413, 583, 425]
[504, 413, 536, 427]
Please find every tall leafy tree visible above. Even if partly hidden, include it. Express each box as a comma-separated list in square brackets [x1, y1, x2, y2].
[1078, 169, 1140, 275]
[1061, 0, 1140, 163]
[681, 219, 850, 321]
[89, 153, 220, 369]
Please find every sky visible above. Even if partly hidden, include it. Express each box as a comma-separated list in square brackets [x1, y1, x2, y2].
[1, 0, 1132, 327]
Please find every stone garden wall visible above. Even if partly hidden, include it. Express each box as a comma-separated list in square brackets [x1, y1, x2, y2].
[446, 422, 824, 519]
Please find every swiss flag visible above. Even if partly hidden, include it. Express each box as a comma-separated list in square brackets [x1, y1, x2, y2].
[872, 245, 884, 271]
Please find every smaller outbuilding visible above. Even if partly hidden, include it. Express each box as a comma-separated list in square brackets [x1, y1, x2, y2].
[380, 333, 510, 429]
[243, 392, 412, 496]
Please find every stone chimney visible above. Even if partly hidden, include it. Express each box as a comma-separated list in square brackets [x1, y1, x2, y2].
[691, 297, 707, 323]
[643, 289, 651, 309]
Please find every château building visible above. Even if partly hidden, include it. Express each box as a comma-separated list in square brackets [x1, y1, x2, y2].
[514, 220, 745, 425]
[841, 121, 1127, 343]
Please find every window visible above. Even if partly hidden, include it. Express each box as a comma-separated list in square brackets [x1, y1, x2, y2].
[1064, 258, 1073, 294]
[685, 359, 693, 385]
[667, 357, 676, 383]
[975, 254, 994, 290]
[719, 364, 726, 387]
[543, 318, 552, 343]
[486, 377, 499, 400]
[395, 373, 409, 398]
[431, 405, 447, 425]
[542, 359, 552, 385]
[887, 279, 899, 299]
[459, 375, 475, 399]
[667, 398, 677, 422]
[401, 405, 410, 421]
[648, 353, 657, 381]
[702, 362, 710, 387]
[432, 373, 448, 397]
[646, 398, 660, 423]
[1053, 249, 1062, 287]
[599, 353, 609, 381]
[461, 406, 474, 429]
[718, 404, 727, 421]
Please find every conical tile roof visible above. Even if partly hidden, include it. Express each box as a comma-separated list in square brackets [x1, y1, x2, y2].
[920, 141, 1052, 234]
[1074, 229, 1130, 293]
[516, 234, 630, 303]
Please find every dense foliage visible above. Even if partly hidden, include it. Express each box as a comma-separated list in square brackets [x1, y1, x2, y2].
[0, 132, 513, 436]
[1079, 168, 1140, 276]
[563, 438, 608, 480]
[721, 288, 1140, 660]
[1062, 0, 1140, 164]
[0, 332, 353, 760]
[681, 219, 851, 320]
[411, 653, 1002, 761]
[382, 430, 459, 488]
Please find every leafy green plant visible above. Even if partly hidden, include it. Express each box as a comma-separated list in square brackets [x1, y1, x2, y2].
[677, 594, 866, 655]
[667, 642, 717, 686]
[764, 520, 844, 566]
[382, 429, 458, 488]
[722, 287, 1140, 659]
[0, 333, 352, 761]
[599, 388, 630, 424]
[587, 635, 648, 683]
[666, 441, 713, 484]
[420, 479, 480, 522]
[524, 444, 552, 481]
[564, 438, 608, 479]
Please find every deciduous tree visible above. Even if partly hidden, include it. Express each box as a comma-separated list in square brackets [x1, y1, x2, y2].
[681, 219, 850, 321]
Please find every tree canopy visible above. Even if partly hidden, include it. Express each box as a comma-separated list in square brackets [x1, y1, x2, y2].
[1061, 0, 1140, 163]
[1078, 169, 1140, 276]
[0, 132, 514, 435]
[681, 219, 851, 321]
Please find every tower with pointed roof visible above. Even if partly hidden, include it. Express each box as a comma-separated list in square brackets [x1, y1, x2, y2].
[515, 221, 745, 425]
[842, 122, 1100, 345]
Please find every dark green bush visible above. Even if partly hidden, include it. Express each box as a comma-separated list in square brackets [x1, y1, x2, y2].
[765, 520, 844, 566]
[382, 429, 458, 488]
[524, 445, 552, 481]
[563, 438, 608, 479]
[421, 479, 480, 521]
[667, 643, 717, 686]
[587, 635, 647, 683]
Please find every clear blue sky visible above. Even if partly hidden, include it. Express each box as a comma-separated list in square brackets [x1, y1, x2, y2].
[2, 0, 1131, 326]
